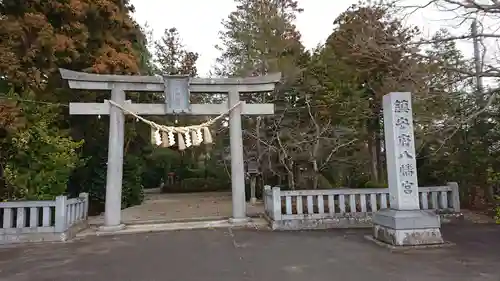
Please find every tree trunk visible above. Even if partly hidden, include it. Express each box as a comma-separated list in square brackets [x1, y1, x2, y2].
[312, 160, 319, 189]
[256, 117, 264, 189]
[311, 120, 321, 189]
[282, 158, 295, 190]
[368, 132, 379, 183]
[0, 163, 4, 199]
[375, 117, 383, 181]
[287, 168, 295, 190]
[367, 96, 382, 183]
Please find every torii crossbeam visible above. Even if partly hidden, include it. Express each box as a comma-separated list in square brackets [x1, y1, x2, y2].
[60, 69, 280, 231]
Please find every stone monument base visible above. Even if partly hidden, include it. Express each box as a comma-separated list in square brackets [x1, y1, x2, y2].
[372, 209, 444, 246]
[98, 224, 126, 233]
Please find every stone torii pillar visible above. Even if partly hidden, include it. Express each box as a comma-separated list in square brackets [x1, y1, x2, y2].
[60, 69, 280, 231]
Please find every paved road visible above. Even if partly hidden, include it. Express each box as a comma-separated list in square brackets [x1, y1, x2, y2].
[0, 224, 499, 281]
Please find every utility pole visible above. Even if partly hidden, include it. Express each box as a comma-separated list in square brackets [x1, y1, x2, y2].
[471, 19, 483, 93]
[471, 18, 497, 200]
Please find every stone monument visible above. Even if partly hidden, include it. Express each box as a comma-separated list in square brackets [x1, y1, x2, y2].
[372, 92, 444, 246]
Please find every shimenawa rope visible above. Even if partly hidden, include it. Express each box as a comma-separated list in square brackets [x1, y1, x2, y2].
[107, 100, 242, 150]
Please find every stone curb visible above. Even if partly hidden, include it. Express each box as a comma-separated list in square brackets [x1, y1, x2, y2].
[76, 218, 269, 238]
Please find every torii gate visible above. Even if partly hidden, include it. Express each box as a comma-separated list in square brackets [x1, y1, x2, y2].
[60, 69, 280, 231]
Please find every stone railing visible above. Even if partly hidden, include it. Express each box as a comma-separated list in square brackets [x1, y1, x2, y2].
[263, 183, 461, 230]
[0, 193, 89, 244]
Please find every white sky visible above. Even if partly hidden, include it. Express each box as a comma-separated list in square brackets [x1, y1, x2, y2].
[129, 0, 478, 77]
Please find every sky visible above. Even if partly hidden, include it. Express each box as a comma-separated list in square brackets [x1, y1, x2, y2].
[129, 0, 479, 77]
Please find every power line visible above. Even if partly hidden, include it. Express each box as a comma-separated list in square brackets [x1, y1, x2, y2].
[0, 96, 69, 107]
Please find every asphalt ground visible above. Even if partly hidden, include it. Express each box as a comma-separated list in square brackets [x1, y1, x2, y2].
[0, 223, 498, 281]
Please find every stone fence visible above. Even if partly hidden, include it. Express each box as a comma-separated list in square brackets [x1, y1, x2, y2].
[0, 193, 89, 244]
[263, 183, 461, 230]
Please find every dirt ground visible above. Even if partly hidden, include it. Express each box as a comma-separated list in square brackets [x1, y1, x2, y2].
[89, 191, 264, 225]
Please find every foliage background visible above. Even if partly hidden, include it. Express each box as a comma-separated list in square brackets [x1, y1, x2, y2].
[0, 0, 497, 217]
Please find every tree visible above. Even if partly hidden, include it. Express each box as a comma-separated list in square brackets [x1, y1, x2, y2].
[0, 95, 23, 199]
[0, 0, 153, 209]
[216, 0, 307, 189]
[2, 92, 84, 200]
[154, 27, 199, 76]
[312, 3, 462, 185]
[216, 0, 303, 77]
[0, 0, 146, 94]
[395, 0, 500, 207]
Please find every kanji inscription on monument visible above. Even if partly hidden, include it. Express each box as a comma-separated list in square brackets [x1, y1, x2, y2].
[383, 92, 419, 210]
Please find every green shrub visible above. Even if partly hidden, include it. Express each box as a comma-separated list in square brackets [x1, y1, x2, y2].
[161, 177, 230, 193]
[3, 95, 84, 200]
[173, 157, 230, 181]
[495, 196, 500, 224]
[487, 168, 500, 223]
[71, 139, 147, 214]
[204, 163, 230, 181]
[122, 154, 145, 208]
[141, 147, 181, 189]
[363, 181, 388, 189]
[141, 164, 165, 190]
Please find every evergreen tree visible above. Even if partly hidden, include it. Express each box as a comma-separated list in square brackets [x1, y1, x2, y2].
[216, 0, 304, 78]
[215, 0, 306, 188]
[154, 27, 199, 76]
